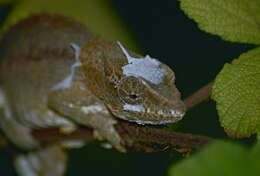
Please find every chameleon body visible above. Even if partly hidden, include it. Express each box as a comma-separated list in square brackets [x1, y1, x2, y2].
[0, 14, 185, 176]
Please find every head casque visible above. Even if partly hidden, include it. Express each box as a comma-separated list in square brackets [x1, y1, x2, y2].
[80, 36, 186, 125]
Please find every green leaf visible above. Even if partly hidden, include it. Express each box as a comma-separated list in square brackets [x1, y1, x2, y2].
[178, 0, 260, 44]
[0, 0, 138, 50]
[212, 47, 260, 137]
[168, 141, 260, 176]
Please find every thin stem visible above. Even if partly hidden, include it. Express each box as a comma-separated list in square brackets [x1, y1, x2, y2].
[184, 81, 214, 109]
[31, 121, 212, 153]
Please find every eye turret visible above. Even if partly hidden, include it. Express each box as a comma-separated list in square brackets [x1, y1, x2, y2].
[117, 76, 144, 104]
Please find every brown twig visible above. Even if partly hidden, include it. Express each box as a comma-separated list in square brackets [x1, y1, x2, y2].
[184, 81, 213, 109]
[32, 121, 212, 153]
[2, 81, 214, 154]
[115, 122, 212, 152]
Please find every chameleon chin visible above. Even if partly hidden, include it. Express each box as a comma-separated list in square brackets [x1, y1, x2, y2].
[0, 14, 185, 176]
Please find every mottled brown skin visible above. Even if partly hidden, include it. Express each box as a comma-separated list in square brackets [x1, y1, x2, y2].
[80, 37, 186, 124]
[0, 14, 93, 127]
[0, 14, 185, 176]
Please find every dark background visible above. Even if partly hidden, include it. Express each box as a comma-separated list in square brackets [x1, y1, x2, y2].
[0, 0, 255, 176]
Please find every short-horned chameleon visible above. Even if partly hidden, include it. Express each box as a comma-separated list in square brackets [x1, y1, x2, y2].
[0, 14, 186, 176]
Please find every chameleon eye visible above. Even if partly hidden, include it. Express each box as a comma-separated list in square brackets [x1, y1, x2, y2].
[117, 76, 144, 104]
[129, 94, 138, 100]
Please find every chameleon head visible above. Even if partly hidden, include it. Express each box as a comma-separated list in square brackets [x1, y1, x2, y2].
[80, 36, 186, 125]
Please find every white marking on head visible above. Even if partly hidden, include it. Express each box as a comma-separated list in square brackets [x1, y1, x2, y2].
[123, 103, 145, 112]
[117, 41, 165, 85]
[51, 43, 82, 90]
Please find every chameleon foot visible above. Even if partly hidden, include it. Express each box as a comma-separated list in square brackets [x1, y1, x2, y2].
[93, 118, 126, 152]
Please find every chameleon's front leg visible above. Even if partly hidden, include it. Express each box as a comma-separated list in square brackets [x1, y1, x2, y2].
[48, 89, 125, 152]
[14, 145, 67, 176]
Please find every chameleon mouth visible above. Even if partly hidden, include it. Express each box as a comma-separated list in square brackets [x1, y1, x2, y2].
[134, 109, 185, 125]
[121, 103, 186, 125]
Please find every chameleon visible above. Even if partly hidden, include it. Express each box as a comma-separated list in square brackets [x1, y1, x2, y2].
[0, 14, 186, 176]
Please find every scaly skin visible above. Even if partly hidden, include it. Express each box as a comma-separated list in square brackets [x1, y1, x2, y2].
[0, 14, 186, 176]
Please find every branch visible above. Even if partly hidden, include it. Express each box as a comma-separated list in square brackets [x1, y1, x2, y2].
[184, 81, 213, 109]
[32, 121, 212, 153]
[2, 81, 214, 154]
